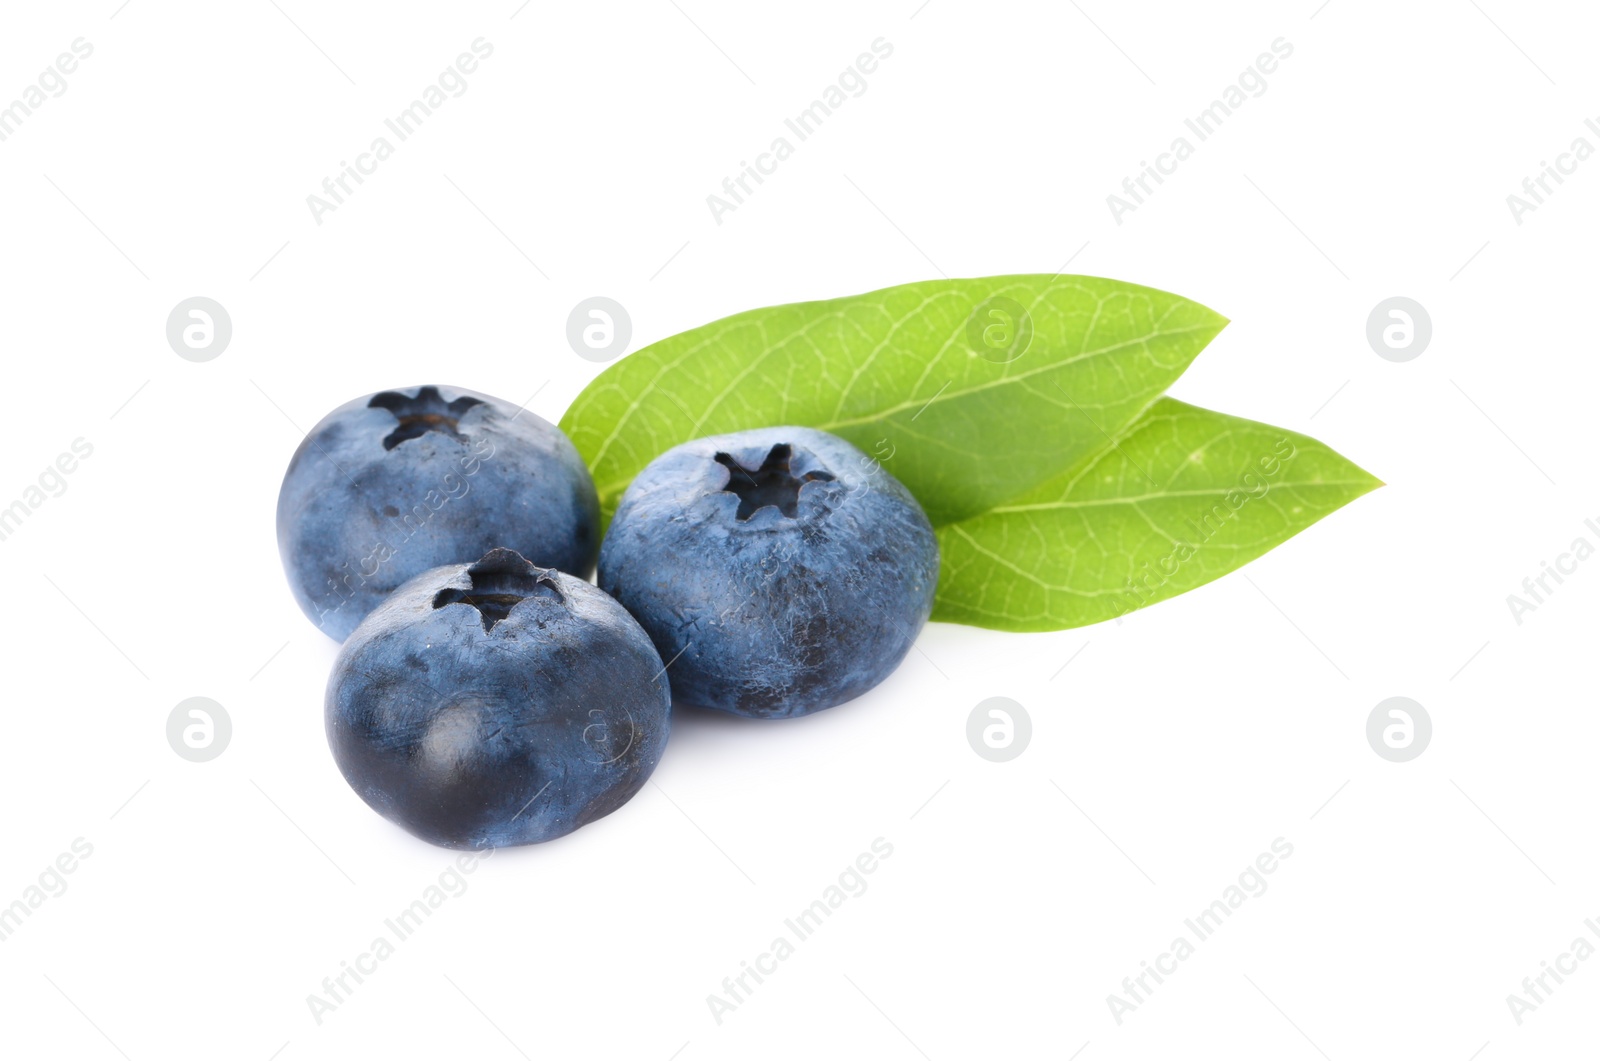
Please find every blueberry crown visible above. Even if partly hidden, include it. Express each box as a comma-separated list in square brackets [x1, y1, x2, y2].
[369, 386, 484, 450]
[432, 549, 563, 632]
[713, 443, 835, 521]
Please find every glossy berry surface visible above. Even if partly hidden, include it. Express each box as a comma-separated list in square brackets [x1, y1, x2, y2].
[598, 426, 939, 719]
[326, 549, 670, 849]
[277, 384, 599, 641]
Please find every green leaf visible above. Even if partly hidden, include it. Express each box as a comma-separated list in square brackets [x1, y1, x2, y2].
[931, 398, 1382, 631]
[560, 275, 1228, 528]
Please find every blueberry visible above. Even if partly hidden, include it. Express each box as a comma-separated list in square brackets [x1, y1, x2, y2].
[598, 426, 938, 719]
[326, 548, 670, 849]
[277, 384, 599, 641]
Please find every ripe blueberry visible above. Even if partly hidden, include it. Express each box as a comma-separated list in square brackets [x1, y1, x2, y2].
[277, 384, 599, 641]
[598, 426, 938, 719]
[326, 548, 670, 849]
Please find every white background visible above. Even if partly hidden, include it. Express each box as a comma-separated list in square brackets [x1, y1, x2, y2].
[0, 1, 1593, 1057]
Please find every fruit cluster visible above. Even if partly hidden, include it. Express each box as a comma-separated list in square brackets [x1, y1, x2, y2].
[278, 385, 937, 850]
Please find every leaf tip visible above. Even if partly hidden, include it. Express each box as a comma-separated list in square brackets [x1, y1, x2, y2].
[1186, 301, 1230, 349]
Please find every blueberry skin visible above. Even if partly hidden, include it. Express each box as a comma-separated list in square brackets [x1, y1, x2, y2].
[598, 426, 938, 719]
[326, 548, 670, 849]
[277, 384, 600, 641]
